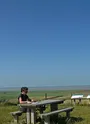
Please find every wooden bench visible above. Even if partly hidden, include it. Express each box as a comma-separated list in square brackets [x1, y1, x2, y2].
[40, 107, 74, 124]
[10, 111, 23, 124]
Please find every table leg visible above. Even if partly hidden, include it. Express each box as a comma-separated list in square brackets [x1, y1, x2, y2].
[74, 99, 76, 105]
[79, 98, 81, 104]
[50, 103, 58, 122]
[31, 108, 36, 124]
[27, 108, 31, 124]
[44, 116, 50, 124]
[50, 103, 58, 111]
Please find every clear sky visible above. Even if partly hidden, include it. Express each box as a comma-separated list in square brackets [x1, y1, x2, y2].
[0, 0, 90, 87]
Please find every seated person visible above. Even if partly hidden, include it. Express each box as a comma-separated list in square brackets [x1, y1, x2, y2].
[18, 87, 33, 112]
[18, 87, 46, 113]
[18, 87, 41, 122]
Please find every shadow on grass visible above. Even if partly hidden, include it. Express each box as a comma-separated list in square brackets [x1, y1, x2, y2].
[50, 116, 84, 124]
[10, 116, 84, 124]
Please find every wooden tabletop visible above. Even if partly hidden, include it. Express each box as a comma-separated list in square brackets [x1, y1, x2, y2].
[20, 99, 64, 108]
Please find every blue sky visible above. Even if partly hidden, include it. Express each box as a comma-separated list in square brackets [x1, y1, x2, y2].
[0, 0, 90, 87]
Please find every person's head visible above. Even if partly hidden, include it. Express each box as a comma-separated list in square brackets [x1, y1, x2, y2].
[21, 87, 28, 94]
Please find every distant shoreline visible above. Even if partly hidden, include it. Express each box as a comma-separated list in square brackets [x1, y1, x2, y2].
[0, 85, 90, 91]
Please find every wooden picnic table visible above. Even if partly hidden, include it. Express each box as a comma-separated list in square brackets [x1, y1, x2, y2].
[20, 99, 64, 124]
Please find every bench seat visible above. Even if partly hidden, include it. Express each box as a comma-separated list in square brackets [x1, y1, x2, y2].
[10, 111, 23, 124]
[40, 107, 74, 124]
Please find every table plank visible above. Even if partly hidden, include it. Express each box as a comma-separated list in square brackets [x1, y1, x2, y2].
[20, 99, 64, 107]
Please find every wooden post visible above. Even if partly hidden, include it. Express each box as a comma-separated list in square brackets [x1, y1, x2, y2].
[79, 98, 81, 104]
[74, 99, 76, 105]
[45, 93, 47, 100]
[27, 108, 31, 124]
[66, 111, 70, 118]
[31, 108, 36, 124]
[44, 116, 50, 124]
[39, 106, 44, 114]
[13, 115, 19, 124]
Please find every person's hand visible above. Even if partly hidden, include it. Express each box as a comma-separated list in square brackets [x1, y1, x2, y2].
[31, 99, 33, 102]
[27, 101, 31, 104]
[31, 99, 37, 102]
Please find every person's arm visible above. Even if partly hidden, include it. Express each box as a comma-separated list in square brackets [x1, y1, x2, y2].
[19, 97, 31, 104]
[18, 97, 30, 104]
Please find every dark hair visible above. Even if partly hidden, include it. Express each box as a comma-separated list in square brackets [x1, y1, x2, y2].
[21, 87, 28, 92]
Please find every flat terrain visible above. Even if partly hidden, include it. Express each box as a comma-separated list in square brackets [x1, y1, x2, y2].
[0, 89, 90, 124]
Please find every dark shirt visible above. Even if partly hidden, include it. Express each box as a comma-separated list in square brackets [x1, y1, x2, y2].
[18, 94, 31, 103]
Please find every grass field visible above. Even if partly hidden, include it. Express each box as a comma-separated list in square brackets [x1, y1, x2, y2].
[0, 89, 90, 124]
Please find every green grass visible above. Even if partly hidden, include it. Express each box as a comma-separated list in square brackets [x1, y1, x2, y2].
[0, 89, 90, 100]
[0, 89, 90, 124]
[0, 105, 17, 124]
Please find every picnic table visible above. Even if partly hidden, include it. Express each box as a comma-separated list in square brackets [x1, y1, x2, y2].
[71, 94, 83, 104]
[20, 99, 64, 124]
